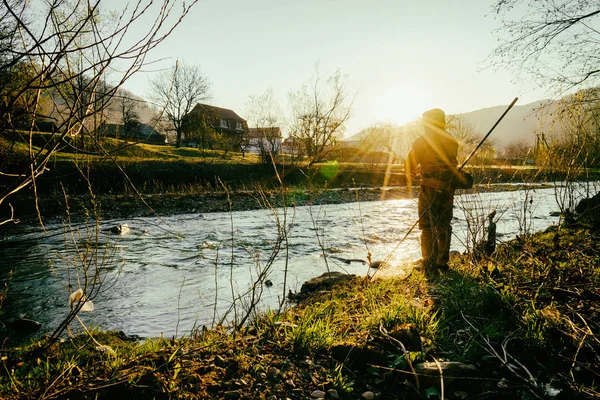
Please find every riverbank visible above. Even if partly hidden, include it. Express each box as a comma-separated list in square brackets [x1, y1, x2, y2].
[1, 219, 598, 399]
[6, 182, 555, 226]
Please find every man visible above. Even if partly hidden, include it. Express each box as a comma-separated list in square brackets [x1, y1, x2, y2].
[405, 108, 459, 273]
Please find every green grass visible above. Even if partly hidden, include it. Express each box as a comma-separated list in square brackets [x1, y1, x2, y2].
[1, 223, 599, 398]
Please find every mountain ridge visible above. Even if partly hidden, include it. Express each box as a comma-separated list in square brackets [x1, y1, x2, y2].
[346, 99, 559, 150]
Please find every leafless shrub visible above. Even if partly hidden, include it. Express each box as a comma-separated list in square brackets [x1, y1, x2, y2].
[0, 0, 200, 227]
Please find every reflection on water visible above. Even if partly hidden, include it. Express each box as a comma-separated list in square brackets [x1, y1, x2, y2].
[0, 184, 595, 338]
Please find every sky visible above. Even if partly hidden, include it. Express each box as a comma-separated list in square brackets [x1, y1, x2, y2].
[108, 0, 544, 137]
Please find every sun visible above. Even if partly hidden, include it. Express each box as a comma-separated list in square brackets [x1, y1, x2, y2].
[373, 84, 434, 125]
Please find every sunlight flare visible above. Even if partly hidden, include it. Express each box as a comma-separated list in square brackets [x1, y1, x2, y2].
[374, 84, 434, 125]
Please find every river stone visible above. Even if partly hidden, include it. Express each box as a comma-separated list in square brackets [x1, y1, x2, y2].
[267, 367, 281, 380]
[414, 361, 477, 376]
[300, 272, 356, 295]
[369, 260, 388, 269]
[105, 223, 130, 235]
[576, 192, 600, 224]
[311, 389, 326, 398]
[413, 361, 478, 391]
[386, 323, 421, 351]
[331, 344, 388, 371]
[327, 389, 340, 399]
[362, 391, 375, 400]
[4, 318, 41, 334]
[223, 391, 241, 399]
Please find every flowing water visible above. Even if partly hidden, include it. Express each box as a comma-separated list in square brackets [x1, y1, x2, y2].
[0, 183, 596, 339]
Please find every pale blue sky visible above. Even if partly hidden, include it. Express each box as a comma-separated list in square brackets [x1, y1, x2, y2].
[112, 0, 542, 136]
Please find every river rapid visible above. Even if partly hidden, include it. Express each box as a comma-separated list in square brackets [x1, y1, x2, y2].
[0, 183, 596, 339]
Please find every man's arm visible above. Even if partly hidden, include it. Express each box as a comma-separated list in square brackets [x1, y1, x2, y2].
[405, 147, 419, 189]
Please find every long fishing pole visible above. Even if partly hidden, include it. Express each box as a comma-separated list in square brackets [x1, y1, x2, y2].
[459, 97, 519, 170]
[373, 97, 519, 274]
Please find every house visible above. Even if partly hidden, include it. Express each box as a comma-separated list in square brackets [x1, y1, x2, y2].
[137, 123, 167, 145]
[182, 103, 248, 149]
[281, 135, 304, 155]
[14, 117, 58, 133]
[246, 127, 282, 154]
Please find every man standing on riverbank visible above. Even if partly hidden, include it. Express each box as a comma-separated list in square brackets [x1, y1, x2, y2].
[405, 108, 459, 273]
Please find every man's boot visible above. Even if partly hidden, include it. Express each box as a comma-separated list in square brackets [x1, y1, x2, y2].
[420, 231, 436, 272]
[436, 226, 452, 272]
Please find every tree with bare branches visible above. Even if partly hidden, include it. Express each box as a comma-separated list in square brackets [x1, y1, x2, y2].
[0, 0, 199, 227]
[150, 61, 211, 148]
[288, 66, 352, 166]
[114, 89, 141, 140]
[490, 0, 600, 89]
[245, 88, 285, 163]
[447, 115, 497, 165]
[502, 139, 533, 162]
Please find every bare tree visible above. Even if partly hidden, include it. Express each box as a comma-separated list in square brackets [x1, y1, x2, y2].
[0, 0, 200, 227]
[357, 123, 407, 165]
[245, 88, 284, 163]
[150, 61, 211, 148]
[288, 65, 352, 165]
[490, 0, 600, 89]
[447, 115, 497, 165]
[502, 139, 534, 162]
[114, 89, 141, 140]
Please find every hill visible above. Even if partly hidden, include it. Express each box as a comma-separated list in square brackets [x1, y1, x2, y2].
[458, 100, 559, 149]
[345, 99, 560, 151]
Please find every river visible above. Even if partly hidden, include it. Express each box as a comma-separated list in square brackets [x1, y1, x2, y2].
[0, 183, 596, 339]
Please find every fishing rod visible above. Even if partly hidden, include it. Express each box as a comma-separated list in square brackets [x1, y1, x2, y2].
[459, 97, 519, 171]
[372, 97, 519, 274]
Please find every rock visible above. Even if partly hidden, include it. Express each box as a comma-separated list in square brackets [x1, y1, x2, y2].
[369, 260, 388, 269]
[413, 361, 478, 391]
[362, 391, 375, 400]
[576, 192, 600, 224]
[105, 223, 130, 235]
[224, 391, 241, 399]
[331, 344, 388, 371]
[310, 390, 326, 398]
[414, 361, 477, 376]
[4, 318, 41, 334]
[267, 367, 281, 380]
[327, 389, 340, 399]
[300, 272, 356, 295]
[386, 323, 421, 350]
[214, 355, 228, 368]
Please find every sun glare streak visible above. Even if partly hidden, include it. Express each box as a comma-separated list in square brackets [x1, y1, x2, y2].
[374, 84, 433, 125]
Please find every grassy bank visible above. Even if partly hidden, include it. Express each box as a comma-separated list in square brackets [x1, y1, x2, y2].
[4, 134, 589, 223]
[1, 221, 598, 399]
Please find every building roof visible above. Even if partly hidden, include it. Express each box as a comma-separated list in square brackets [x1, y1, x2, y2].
[191, 103, 246, 122]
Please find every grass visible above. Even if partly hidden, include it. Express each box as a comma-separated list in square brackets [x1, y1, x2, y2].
[4, 222, 597, 399]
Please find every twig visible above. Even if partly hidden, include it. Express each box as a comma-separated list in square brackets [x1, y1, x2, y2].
[461, 312, 541, 398]
[432, 356, 445, 400]
[379, 321, 420, 390]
